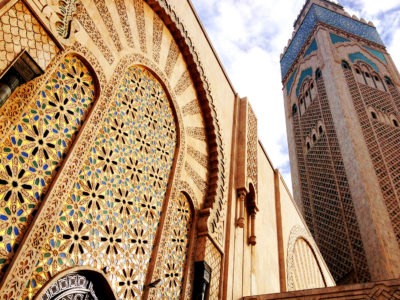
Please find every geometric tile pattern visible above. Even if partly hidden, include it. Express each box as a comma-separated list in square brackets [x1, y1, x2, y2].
[24, 65, 176, 299]
[0, 1, 59, 74]
[292, 70, 370, 283]
[206, 239, 222, 299]
[344, 64, 400, 245]
[150, 193, 192, 298]
[0, 55, 95, 279]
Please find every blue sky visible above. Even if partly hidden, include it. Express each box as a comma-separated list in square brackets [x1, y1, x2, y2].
[191, 0, 400, 192]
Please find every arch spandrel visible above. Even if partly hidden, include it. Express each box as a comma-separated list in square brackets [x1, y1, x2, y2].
[0, 1, 227, 299]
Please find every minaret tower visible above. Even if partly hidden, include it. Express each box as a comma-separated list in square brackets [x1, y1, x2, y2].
[281, 0, 400, 284]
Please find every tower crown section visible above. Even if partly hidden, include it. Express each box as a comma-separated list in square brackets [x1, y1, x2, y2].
[280, 0, 384, 81]
[294, 0, 344, 30]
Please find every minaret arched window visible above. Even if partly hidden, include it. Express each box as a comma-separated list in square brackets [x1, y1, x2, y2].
[341, 60, 351, 70]
[385, 76, 393, 86]
[312, 131, 317, 142]
[316, 69, 322, 80]
[292, 104, 298, 116]
[353, 62, 384, 90]
[372, 73, 386, 91]
[299, 78, 316, 115]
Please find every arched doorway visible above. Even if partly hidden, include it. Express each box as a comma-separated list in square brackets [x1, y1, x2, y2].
[37, 269, 116, 300]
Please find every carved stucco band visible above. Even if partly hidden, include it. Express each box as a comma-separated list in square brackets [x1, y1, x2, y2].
[145, 0, 227, 248]
[56, 0, 78, 39]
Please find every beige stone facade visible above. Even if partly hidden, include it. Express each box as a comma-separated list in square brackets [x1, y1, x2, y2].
[0, 0, 336, 299]
[282, 0, 400, 286]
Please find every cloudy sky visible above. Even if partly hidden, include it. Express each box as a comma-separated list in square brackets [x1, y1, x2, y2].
[190, 0, 400, 192]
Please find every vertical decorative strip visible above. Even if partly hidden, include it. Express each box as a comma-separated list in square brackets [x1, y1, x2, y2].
[164, 40, 180, 77]
[115, 0, 135, 49]
[76, 4, 114, 64]
[133, 0, 147, 53]
[92, 0, 123, 51]
[152, 14, 164, 63]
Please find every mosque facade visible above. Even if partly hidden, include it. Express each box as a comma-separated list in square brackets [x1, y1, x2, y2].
[0, 0, 398, 299]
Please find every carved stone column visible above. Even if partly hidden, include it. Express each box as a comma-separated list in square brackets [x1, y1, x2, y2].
[248, 209, 257, 246]
[236, 189, 247, 228]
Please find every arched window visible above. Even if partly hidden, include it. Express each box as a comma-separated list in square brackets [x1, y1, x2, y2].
[307, 141, 311, 150]
[372, 73, 386, 91]
[316, 69, 322, 80]
[319, 126, 323, 134]
[385, 76, 393, 86]
[371, 111, 377, 119]
[312, 134, 317, 142]
[341, 60, 350, 70]
[394, 119, 399, 127]
[292, 104, 298, 115]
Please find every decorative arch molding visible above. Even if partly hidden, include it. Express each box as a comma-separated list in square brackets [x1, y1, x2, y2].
[144, 0, 227, 248]
[179, 180, 199, 210]
[35, 267, 117, 300]
[286, 225, 328, 291]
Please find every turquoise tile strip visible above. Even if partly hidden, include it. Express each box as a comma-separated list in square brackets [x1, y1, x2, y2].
[349, 52, 379, 72]
[330, 32, 350, 44]
[287, 68, 298, 95]
[364, 46, 387, 64]
[304, 39, 318, 57]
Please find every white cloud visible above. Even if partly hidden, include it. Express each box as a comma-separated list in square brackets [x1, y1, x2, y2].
[190, 0, 400, 193]
[191, 0, 302, 191]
